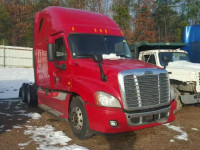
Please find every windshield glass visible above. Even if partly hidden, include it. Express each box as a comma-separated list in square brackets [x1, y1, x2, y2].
[159, 52, 189, 66]
[69, 34, 132, 58]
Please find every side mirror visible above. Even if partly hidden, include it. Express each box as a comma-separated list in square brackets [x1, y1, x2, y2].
[93, 55, 103, 62]
[47, 43, 55, 62]
[162, 55, 170, 69]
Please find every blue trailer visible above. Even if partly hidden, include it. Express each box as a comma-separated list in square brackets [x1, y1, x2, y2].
[183, 25, 200, 63]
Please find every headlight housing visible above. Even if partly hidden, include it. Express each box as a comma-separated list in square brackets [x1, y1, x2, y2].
[95, 91, 121, 108]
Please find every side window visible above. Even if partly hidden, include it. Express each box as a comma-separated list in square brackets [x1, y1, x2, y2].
[114, 42, 124, 54]
[55, 37, 67, 60]
[144, 55, 156, 65]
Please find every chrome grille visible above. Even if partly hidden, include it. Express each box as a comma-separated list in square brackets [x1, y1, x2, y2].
[123, 73, 170, 109]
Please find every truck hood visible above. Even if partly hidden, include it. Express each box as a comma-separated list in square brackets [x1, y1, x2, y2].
[167, 61, 200, 72]
[74, 58, 160, 83]
[166, 61, 200, 83]
[102, 58, 159, 72]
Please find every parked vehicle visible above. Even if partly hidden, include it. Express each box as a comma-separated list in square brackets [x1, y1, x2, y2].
[20, 7, 176, 139]
[183, 24, 200, 63]
[129, 42, 200, 111]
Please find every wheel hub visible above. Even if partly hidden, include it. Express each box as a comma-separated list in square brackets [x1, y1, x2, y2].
[71, 106, 83, 131]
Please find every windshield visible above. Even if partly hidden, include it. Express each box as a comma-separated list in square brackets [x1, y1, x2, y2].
[69, 34, 132, 58]
[159, 52, 189, 66]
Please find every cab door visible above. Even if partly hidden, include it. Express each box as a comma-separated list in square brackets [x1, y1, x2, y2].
[51, 34, 68, 90]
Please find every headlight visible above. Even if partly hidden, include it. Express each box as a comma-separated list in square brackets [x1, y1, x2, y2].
[95, 91, 121, 108]
[170, 86, 175, 100]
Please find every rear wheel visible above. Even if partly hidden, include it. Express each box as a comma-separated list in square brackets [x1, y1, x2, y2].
[26, 84, 38, 107]
[21, 83, 28, 103]
[69, 96, 93, 139]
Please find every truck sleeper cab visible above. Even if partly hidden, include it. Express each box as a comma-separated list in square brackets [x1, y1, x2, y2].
[20, 7, 176, 139]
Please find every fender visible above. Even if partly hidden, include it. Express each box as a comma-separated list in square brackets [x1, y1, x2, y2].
[70, 75, 123, 107]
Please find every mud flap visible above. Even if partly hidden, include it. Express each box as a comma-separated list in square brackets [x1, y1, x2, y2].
[181, 94, 200, 104]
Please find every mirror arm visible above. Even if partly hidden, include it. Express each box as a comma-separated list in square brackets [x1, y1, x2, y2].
[97, 62, 107, 82]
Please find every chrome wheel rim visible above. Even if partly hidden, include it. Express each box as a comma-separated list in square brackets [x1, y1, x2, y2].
[71, 106, 83, 131]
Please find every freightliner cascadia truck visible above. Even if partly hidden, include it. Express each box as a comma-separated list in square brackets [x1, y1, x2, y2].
[20, 7, 176, 139]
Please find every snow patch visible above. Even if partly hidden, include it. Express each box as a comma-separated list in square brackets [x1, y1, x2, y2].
[191, 128, 198, 131]
[24, 113, 41, 120]
[40, 144, 89, 150]
[15, 110, 41, 120]
[18, 125, 88, 150]
[164, 123, 188, 141]
[0, 112, 13, 116]
[18, 141, 32, 147]
[102, 53, 121, 60]
[169, 139, 175, 143]
[0, 67, 34, 99]
[13, 125, 22, 129]
[15, 110, 27, 113]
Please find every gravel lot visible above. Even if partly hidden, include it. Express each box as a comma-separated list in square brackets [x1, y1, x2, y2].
[0, 99, 200, 150]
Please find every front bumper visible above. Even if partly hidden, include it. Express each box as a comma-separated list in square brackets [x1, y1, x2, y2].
[85, 100, 176, 133]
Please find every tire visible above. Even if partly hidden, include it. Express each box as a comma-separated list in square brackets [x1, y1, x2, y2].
[26, 84, 38, 107]
[174, 88, 182, 112]
[21, 83, 28, 103]
[19, 87, 22, 98]
[69, 96, 93, 139]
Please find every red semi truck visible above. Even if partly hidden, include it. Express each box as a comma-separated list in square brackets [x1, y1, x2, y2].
[20, 7, 176, 139]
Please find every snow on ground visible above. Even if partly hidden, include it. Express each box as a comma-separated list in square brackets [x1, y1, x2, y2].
[19, 125, 89, 150]
[191, 128, 198, 131]
[0, 67, 34, 99]
[169, 139, 175, 143]
[25, 113, 41, 120]
[164, 123, 188, 141]
[15, 110, 41, 120]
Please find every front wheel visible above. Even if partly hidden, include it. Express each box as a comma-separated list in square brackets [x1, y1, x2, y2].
[69, 96, 93, 139]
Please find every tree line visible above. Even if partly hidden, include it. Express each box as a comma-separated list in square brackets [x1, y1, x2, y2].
[0, 0, 200, 47]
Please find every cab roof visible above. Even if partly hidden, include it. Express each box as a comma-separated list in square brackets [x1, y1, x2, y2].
[140, 49, 188, 54]
[39, 6, 119, 29]
[129, 41, 187, 58]
[129, 41, 187, 51]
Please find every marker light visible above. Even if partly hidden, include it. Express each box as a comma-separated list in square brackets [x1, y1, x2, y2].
[72, 27, 75, 31]
[100, 29, 103, 33]
[105, 29, 108, 34]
